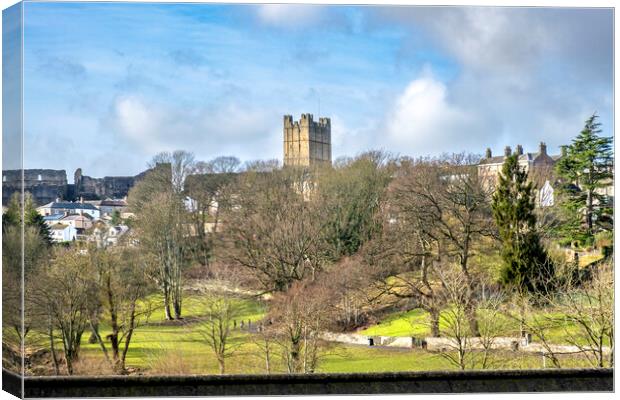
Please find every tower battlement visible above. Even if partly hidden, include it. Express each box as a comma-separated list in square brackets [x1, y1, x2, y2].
[283, 113, 332, 167]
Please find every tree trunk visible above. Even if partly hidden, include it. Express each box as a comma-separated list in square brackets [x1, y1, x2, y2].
[163, 286, 172, 320]
[48, 319, 60, 375]
[429, 308, 441, 337]
[466, 305, 480, 337]
[586, 189, 594, 234]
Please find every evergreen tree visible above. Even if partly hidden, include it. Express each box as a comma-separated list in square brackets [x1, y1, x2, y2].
[492, 154, 553, 293]
[3, 192, 52, 246]
[555, 114, 613, 246]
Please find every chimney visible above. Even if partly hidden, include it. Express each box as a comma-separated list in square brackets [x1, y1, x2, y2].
[485, 148, 492, 159]
[539, 142, 547, 155]
[516, 145, 524, 155]
[504, 146, 512, 157]
[560, 145, 568, 157]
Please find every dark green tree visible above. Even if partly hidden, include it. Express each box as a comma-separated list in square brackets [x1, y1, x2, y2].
[492, 154, 553, 292]
[318, 152, 391, 259]
[555, 114, 613, 246]
[3, 192, 52, 246]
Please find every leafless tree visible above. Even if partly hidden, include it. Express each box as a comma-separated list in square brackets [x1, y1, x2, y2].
[250, 324, 278, 374]
[87, 247, 153, 373]
[129, 158, 193, 320]
[370, 155, 496, 337]
[30, 247, 95, 375]
[436, 267, 476, 370]
[184, 172, 236, 269]
[218, 168, 328, 292]
[195, 156, 241, 174]
[268, 281, 332, 373]
[555, 264, 613, 367]
[195, 270, 244, 375]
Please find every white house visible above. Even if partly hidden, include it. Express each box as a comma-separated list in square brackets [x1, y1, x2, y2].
[37, 201, 101, 220]
[49, 223, 77, 242]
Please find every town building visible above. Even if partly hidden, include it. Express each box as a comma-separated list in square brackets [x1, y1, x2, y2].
[49, 223, 77, 242]
[477, 142, 561, 189]
[99, 198, 128, 216]
[37, 201, 101, 220]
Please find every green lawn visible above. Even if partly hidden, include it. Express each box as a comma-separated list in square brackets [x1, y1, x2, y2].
[358, 307, 588, 346]
[22, 290, 597, 376]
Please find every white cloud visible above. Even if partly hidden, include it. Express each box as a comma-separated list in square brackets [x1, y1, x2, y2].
[383, 74, 484, 156]
[256, 5, 327, 29]
[113, 96, 161, 153]
[108, 95, 282, 162]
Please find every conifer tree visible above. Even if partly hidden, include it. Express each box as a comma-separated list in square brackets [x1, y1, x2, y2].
[492, 154, 553, 292]
[555, 114, 613, 246]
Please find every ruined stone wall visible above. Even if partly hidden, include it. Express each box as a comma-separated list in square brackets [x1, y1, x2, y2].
[74, 168, 141, 200]
[2, 169, 68, 206]
[2, 166, 155, 207]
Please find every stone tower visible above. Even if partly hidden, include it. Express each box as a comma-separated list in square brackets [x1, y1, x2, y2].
[283, 113, 332, 167]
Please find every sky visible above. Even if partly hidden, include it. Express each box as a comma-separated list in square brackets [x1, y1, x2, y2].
[12, 2, 614, 179]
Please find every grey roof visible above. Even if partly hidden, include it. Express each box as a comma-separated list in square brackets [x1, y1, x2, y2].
[50, 202, 99, 211]
[479, 151, 560, 165]
[43, 214, 63, 221]
[100, 199, 127, 207]
[50, 223, 69, 231]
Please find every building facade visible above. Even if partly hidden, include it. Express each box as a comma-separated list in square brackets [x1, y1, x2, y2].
[478, 142, 560, 189]
[283, 113, 331, 167]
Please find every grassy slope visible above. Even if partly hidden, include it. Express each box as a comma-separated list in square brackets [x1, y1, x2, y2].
[28, 291, 593, 375]
[358, 307, 587, 345]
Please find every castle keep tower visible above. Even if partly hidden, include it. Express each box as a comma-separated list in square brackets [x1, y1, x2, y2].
[283, 113, 332, 167]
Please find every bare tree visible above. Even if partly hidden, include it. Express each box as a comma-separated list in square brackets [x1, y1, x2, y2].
[268, 281, 332, 373]
[218, 168, 327, 292]
[370, 155, 495, 337]
[436, 267, 476, 370]
[88, 247, 153, 373]
[555, 264, 613, 368]
[195, 272, 244, 375]
[196, 156, 241, 174]
[184, 172, 236, 269]
[129, 157, 193, 320]
[31, 247, 95, 375]
[250, 324, 278, 374]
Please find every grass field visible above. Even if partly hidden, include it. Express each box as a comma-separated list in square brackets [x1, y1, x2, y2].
[22, 290, 595, 376]
[358, 307, 587, 346]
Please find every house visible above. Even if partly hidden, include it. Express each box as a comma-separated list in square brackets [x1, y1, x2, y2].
[478, 142, 560, 190]
[43, 213, 64, 227]
[49, 223, 77, 242]
[60, 214, 94, 233]
[92, 223, 130, 247]
[99, 198, 128, 216]
[37, 200, 101, 220]
[105, 225, 130, 246]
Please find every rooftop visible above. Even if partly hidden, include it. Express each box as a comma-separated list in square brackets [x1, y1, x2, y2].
[47, 202, 99, 211]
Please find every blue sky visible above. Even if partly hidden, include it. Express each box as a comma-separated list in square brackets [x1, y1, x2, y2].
[14, 3, 614, 179]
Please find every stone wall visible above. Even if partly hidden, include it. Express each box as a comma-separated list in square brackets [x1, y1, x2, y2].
[3, 368, 612, 397]
[74, 168, 138, 200]
[2, 169, 68, 206]
[2, 166, 160, 207]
